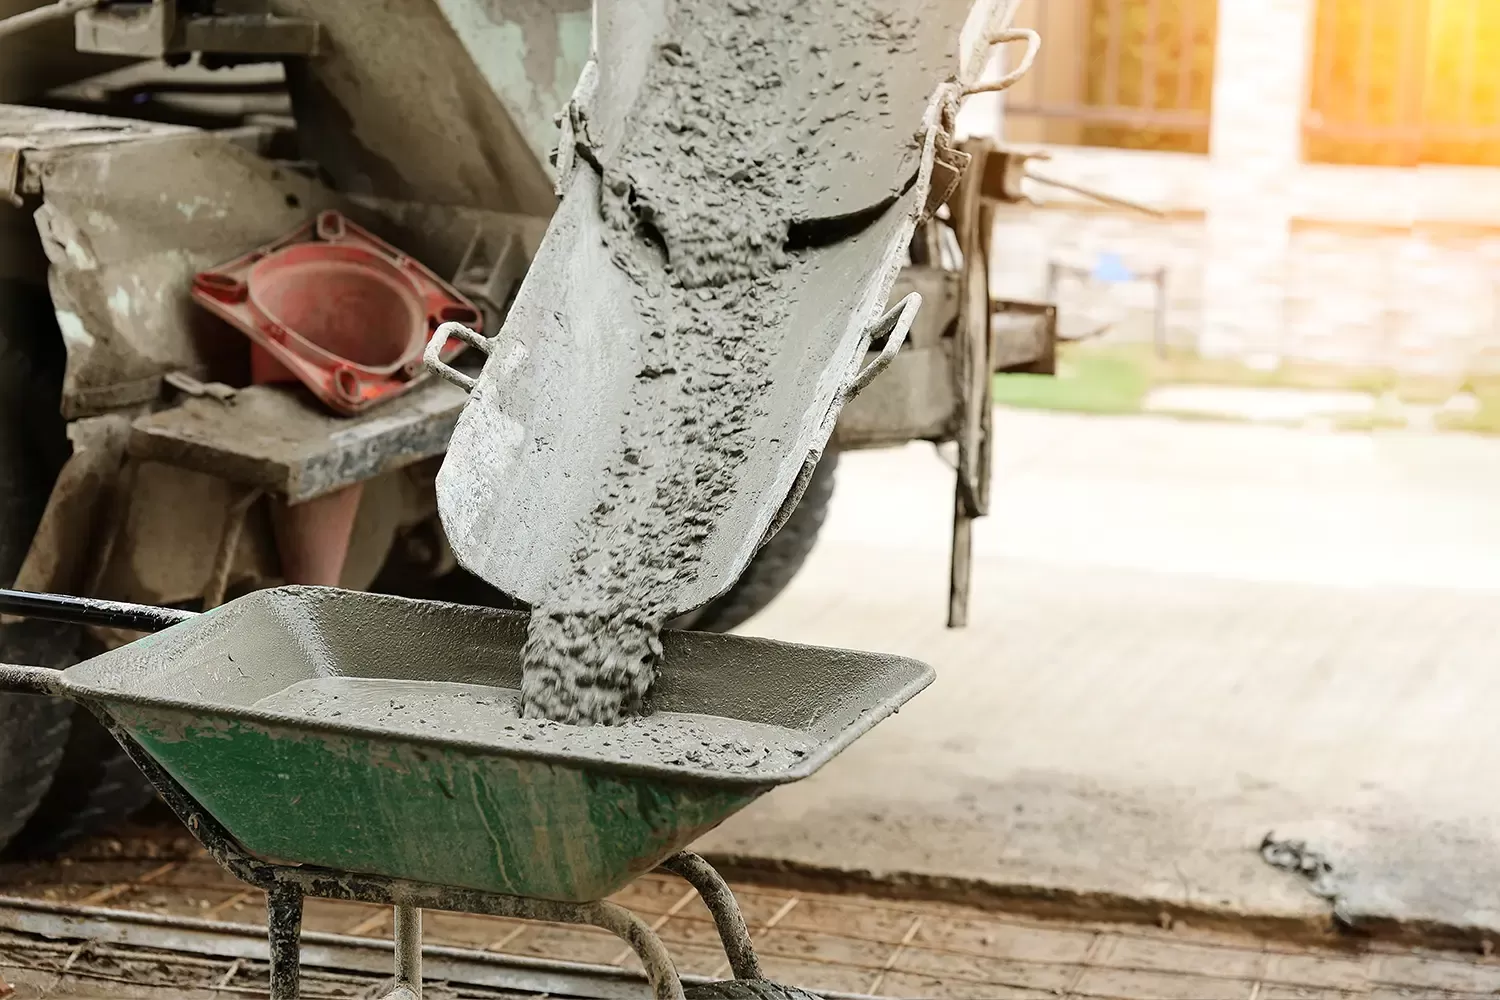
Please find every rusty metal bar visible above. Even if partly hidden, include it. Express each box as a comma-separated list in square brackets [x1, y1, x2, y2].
[81, 861, 181, 907]
[865, 915, 922, 996]
[974, 199, 998, 517]
[608, 886, 695, 967]
[1025, 169, 1167, 217]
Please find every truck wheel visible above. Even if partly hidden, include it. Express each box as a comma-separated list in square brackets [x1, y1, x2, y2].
[674, 449, 837, 634]
[5, 706, 159, 858]
[0, 281, 77, 852]
[0, 630, 73, 850]
[0, 281, 154, 857]
[393, 450, 836, 636]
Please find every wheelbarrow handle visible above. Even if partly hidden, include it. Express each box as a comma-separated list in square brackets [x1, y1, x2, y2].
[0, 588, 197, 634]
[0, 662, 63, 696]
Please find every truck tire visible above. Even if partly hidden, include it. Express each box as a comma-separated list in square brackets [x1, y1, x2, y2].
[0, 281, 154, 857]
[0, 650, 73, 851]
[5, 706, 159, 858]
[404, 450, 837, 636]
[675, 449, 837, 635]
[0, 281, 77, 853]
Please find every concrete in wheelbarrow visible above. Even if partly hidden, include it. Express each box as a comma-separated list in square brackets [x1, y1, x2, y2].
[695, 408, 1500, 947]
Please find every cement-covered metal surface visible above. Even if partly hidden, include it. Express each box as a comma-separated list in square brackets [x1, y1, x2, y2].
[22, 122, 338, 416]
[276, 0, 583, 216]
[5, 105, 551, 418]
[696, 409, 1500, 946]
[436, 0, 1005, 623]
[586, 0, 984, 223]
[39, 587, 929, 899]
[438, 173, 924, 619]
[128, 381, 468, 504]
[63, 587, 930, 788]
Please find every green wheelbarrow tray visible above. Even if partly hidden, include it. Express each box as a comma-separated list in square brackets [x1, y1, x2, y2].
[8, 585, 932, 904]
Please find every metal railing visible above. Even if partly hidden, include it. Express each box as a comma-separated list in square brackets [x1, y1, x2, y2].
[1304, 0, 1500, 166]
[1003, 0, 1217, 153]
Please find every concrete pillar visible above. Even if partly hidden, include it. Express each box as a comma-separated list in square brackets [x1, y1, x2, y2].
[1200, 0, 1313, 358]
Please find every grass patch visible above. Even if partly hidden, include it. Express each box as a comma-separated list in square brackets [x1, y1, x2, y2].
[992, 352, 1149, 414]
[1073, 342, 1400, 394]
[1435, 383, 1500, 434]
[1394, 376, 1465, 405]
[993, 341, 1483, 428]
[1331, 411, 1410, 433]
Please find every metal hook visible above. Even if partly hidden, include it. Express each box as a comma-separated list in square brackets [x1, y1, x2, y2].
[847, 291, 922, 398]
[423, 322, 492, 394]
[963, 27, 1041, 95]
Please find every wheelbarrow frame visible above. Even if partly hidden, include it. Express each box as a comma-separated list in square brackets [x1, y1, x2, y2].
[0, 587, 795, 1000]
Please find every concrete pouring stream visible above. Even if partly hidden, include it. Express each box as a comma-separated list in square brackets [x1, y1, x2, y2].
[516, 0, 919, 725]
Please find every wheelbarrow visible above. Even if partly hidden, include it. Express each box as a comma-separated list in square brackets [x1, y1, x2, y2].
[0, 585, 933, 999]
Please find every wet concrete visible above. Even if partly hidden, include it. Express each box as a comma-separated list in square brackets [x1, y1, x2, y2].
[435, 1, 954, 722]
[520, 0, 817, 724]
[254, 675, 812, 774]
[517, 0, 948, 725]
[694, 410, 1500, 943]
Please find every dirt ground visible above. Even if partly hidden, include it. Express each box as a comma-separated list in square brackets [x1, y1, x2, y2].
[6, 820, 1500, 999]
[8, 410, 1500, 997]
[699, 409, 1500, 943]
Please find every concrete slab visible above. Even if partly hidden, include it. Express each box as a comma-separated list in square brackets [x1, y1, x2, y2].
[15, 844, 1500, 999]
[696, 410, 1500, 943]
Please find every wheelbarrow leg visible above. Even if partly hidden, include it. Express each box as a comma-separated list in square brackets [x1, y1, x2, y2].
[658, 852, 762, 980]
[266, 885, 304, 1000]
[388, 904, 422, 999]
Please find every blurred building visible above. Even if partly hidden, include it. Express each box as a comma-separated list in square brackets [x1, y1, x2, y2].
[987, 0, 1500, 375]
